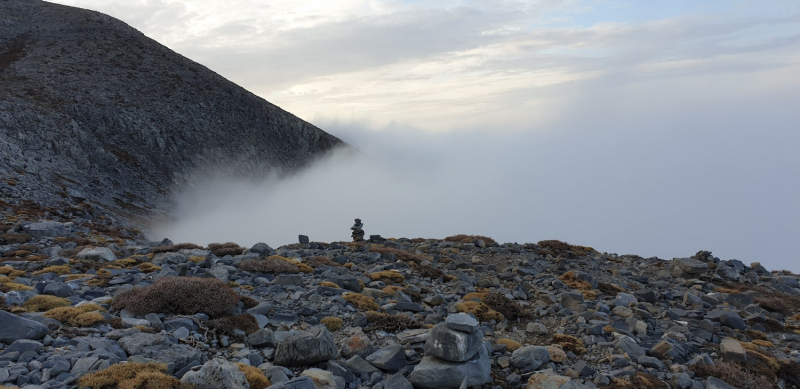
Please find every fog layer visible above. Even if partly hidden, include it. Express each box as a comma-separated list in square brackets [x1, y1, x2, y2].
[153, 68, 800, 272]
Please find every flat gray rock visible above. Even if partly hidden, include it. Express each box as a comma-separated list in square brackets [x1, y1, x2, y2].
[118, 333, 203, 372]
[77, 247, 117, 262]
[0, 310, 49, 344]
[445, 313, 479, 334]
[365, 344, 407, 371]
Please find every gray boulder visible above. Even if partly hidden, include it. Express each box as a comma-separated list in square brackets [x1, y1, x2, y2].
[510, 345, 551, 372]
[23, 221, 70, 238]
[77, 247, 117, 262]
[424, 322, 483, 362]
[250, 243, 275, 256]
[673, 258, 708, 277]
[152, 252, 188, 266]
[118, 333, 204, 372]
[365, 344, 407, 371]
[274, 326, 338, 366]
[719, 312, 747, 330]
[0, 310, 49, 344]
[407, 344, 492, 389]
[180, 358, 249, 389]
[248, 328, 275, 348]
[560, 292, 585, 313]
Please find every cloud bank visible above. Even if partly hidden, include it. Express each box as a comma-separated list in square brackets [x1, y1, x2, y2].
[50, 0, 800, 271]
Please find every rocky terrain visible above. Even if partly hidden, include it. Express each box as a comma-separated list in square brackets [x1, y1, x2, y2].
[1, 201, 799, 389]
[0, 0, 343, 221]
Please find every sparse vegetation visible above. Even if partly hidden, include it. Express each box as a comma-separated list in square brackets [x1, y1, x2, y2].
[483, 292, 532, 321]
[496, 338, 521, 352]
[0, 266, 25, 278]
[414, 264, 447, 279]
[22, 295, 72, 312]
[552, 334, 586, 354]
[690, 361, 776, 389]
[603, 372, 668, 389]
[150, 243, 204, 254]
[44, 305, 106, 327]
[208, 242, 244, 257]
[445, 234, 497, 246]
[111, 277, 240, 317]
[237, 256, 312, 274]
[456, 301, 503, 322]
[319, 281, 340, 288]
[236, 363, 270, 389]
[33, 265, 71, 276]
[537, 240, 597, 258]
[343, 293, 381, 311]
[369, 271, 405, 284]
[321, 316, 343, 332]
[368, 246, 428, 263]
[77, 362, 190, 389]
[208, 314, 259, 337]
[365, 311, 421, 332]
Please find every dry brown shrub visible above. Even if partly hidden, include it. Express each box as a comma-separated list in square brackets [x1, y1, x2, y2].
[208, 242, 244, 257]
[344, 293, 380, 311]
[0, 232, 31, 244]
[0, 282, 33, 292]
[691, 361, 777, 389]
[755, 297, 793, 316]
[111, 277, 239, 317]
[537, 240, 597, 258]
[598, 282, 624, 295]
[482, 292, 532, 321]
[150, 243, 204, 254]
[33, 265, 71, 276]
[365, 311, 422, 332]
[137, 263, 161, 273]
[603, 372, 668, 389]
[73, 312, 105, 327]
[456, 301, 503, 322]
[414, 264, 447, 280]
[369, 271, 405, 284]
[552, 334, 586, 354]
[444, 234, 497, 246]
[0, 267, 25, 278]
[306, 256, 341, 268]
[368, 247, 427, 263]
[236, 363, 270, 389]
[558, 271, 594, 291]
[238, 257, 298, 274]
[209, 314, 260, 337]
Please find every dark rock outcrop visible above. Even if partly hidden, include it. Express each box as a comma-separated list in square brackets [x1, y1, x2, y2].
[0, 0, 343, 219]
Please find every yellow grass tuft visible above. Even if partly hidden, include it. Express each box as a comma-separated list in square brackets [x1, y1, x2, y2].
[320, 316, 343, 332]
[382, 286, 404, 295]
[236, 363, 270, 389]
[496, 338, 522, 352]
[369, 271, 405, 284]
[0, 267, 26, 279]
[462, 292, 488, 301]
[343, 293, 381, 311]
[456, 301, 503, 322]
[319, 281, 340, 288]
[188, 256, 205, 263]
[34, 265, 71, 276]
[73, 312, 106, 327]
[78, 362, 189, 389]
[0, 282, 33, 292]
[22, 295, 71, 312]
[553, 334, 586, 354]
[137, 263, 161, 273]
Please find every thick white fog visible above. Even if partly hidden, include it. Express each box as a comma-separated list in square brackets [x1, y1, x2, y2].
[152, 71, 800, 272]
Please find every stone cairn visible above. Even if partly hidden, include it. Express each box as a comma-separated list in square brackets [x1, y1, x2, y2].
[350, 218, 365, 242]
[407, 313, 492, 388]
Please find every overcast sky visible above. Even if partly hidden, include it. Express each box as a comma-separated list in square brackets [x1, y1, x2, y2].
[54, 0, 800, 271]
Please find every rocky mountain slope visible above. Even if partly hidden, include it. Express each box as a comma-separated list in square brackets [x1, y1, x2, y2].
[1, 207, 799, 389]
[0, 0, 343, 221]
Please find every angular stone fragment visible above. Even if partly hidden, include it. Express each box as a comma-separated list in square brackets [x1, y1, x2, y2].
[424, 322, 483, 362]
[77, 247, 117, 262]
[118, 333, 203, 372]
[720, 338, 746, 363]
[511, 346, 550, 372]
[526, 370, 575, 389]
[181, 358, 249, 389]
[301, 368, 337, 389]
[560, 292, 585, 313]
[274, 326, 338, 366]
[445, 313, 479, 334]
[366, 344, 407, 371]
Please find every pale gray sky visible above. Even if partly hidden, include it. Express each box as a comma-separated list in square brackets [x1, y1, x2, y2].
[53, 0, 800, 271]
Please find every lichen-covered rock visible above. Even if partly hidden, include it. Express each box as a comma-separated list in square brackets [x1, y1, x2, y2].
[423, 322, 483, 362]
[407, 344, 491, 389]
